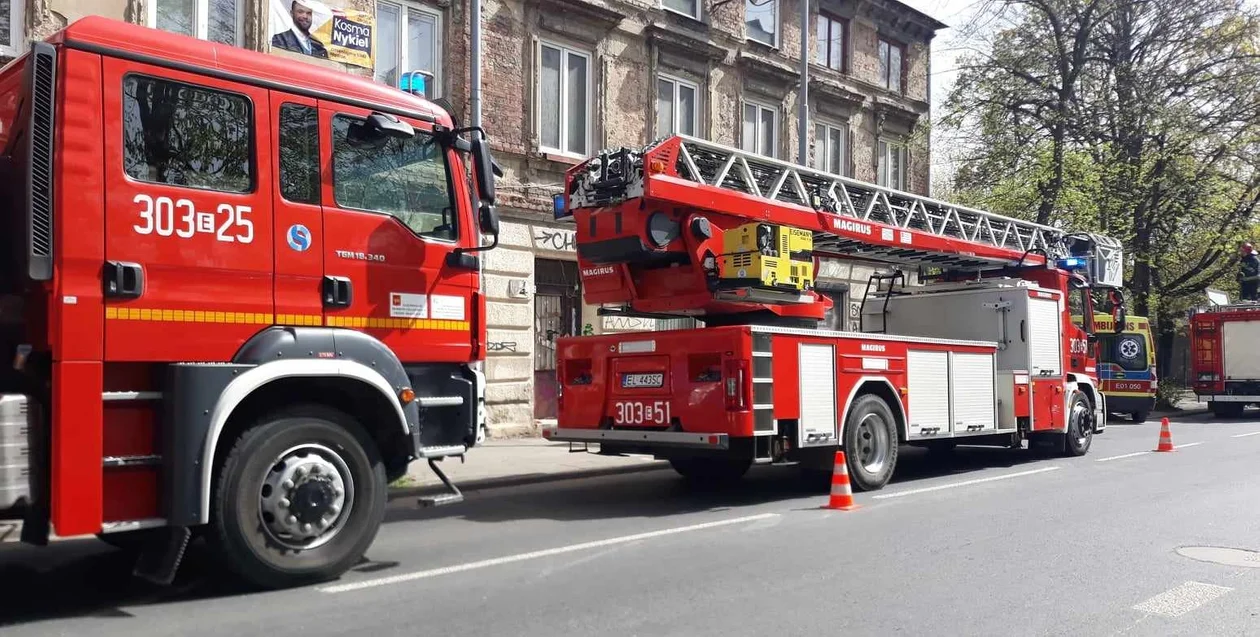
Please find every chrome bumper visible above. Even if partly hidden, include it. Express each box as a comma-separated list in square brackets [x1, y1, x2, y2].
[541, 427, 730, 450]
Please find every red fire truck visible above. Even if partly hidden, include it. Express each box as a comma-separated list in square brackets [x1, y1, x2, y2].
[1190, 301, 1260, 417]
[543, 136, 1127, 489]
[0, 17, 501, 588]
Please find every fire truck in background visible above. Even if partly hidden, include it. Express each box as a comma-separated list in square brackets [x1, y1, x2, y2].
[543, 135, 1128, 489]
[1190, 298, 1260, 417]
[0, 17, 500, 588]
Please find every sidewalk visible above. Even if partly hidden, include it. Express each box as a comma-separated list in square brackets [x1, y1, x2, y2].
[391, 439, 667, 496]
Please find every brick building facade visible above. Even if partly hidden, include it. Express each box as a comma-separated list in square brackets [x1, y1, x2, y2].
[8, 0, 943, 437]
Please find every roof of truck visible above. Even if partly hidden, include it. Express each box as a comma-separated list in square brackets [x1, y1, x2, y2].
[48, 16, 450, 126]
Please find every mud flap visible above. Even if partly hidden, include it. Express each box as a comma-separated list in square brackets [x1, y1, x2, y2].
[132, 525, 191, 586]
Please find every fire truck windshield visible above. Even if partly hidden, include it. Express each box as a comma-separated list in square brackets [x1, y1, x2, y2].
[331, 114, 458, 242]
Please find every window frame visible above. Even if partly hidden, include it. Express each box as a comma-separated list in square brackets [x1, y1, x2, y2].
[536, 38, 594, 158]
[877, 37, 905, 93]
[877, 138, 908, 191]
[120, 72, 257, 195]
[741, 99, 779, 158]
[147, 0, 245, 47]
[744, 0, 779, 48]
[277, 102, 321, 206]
[329, 112, 461, 244]
[814, 13, 847, 73]
[373, 0, 443, 97]
[813, 120, 849, 177]
[660, 0, 701, 20]
[656, 73, 700, 138]
[1, 0, 25, 58]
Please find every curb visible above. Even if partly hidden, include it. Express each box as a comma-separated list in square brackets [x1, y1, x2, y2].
[386, 461, 669, 501]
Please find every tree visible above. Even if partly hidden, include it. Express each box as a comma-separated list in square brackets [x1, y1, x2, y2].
[941, 0, 1260, 394]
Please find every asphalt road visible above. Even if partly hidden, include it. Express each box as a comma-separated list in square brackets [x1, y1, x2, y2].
[4, 410, 1260, 636]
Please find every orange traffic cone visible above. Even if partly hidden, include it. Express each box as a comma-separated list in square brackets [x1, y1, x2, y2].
[823, 450, 860, 510]
[1154, 417, 1175, 452]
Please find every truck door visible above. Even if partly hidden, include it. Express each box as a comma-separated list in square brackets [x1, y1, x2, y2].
[318, 102, 478, 363]
[270, 95, 324, 326]
[102, 60, 273, 361]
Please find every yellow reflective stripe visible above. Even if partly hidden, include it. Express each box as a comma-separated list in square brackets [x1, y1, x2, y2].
[105, 307, 469, 331]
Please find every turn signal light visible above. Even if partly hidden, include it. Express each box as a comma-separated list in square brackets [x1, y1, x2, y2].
[399, 387, 416, 404]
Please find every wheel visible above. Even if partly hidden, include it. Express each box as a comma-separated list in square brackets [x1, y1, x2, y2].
[209, 405, 387, 589]
[843, 395, 899, 491]
[1062, 392, 1094, 457]
[1130, 411, 1148, 424]
[668, 456, 751, 484]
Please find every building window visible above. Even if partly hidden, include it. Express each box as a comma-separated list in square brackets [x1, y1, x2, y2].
[375, 1, 441, 96]
[657, 75, 698, 137]
[122, 74, 253, 194]
[661, 0, 700, 19]
[149, 0, 243, 46]
[745, 0, 777, 47]
[0, 0, 25, 57]
[331, 114, 457, 241]
[877, 139, 907, 190]
[741, 100, 778, 158]
[278, 103, 320, 205]
[878, 38, 903, 93]
[538, 40, 591, 157]
[813, 122, 847, 176]
[815, 14, 845, 72]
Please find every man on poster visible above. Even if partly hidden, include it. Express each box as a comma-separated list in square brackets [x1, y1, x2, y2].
[272, 0, 328, 58]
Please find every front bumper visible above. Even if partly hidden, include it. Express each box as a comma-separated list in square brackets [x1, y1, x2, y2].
[1105, 395, 1156, 413]
[542, 427, 730, 450]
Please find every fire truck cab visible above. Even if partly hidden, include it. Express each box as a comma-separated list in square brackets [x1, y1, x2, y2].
[544, 135, 1127, 489]
[0, 17, 500, 588]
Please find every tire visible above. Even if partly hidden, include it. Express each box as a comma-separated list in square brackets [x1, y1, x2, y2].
[209, 405, 387, 590]
[1062, 392, 1094, 457]
[668, 456, 752, 485]
[843, 395, 899, 491]
[1130, 411, 1148, 424]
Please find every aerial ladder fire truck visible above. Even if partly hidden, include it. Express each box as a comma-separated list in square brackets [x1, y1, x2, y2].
[543, 135, 1128, 490]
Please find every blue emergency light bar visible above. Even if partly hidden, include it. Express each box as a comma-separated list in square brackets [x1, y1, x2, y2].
[554, 193, 571, 220]
[1056, 257, 1088, 271]
[398, 71, 429, 96]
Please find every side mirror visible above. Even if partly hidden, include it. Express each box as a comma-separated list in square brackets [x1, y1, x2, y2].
[367, 112, 415, 139]
[471, 136, 497, 205]
[1108, 289, 1126, 334]
[479, 202, 500, 236]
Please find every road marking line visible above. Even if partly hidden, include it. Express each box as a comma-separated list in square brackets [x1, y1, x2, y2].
[318, 512, 781, 594]
[1177, 442, 1205, 449]
[1132, 581, 1233, 617]
[1232, 431, 1260, 438]
[871, 466, 1061, 500]
[1096, 451, 1152, 462]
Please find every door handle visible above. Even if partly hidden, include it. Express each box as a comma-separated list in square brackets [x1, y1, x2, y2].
[322, 276, 352, 309]
[103, 261, 145, 299]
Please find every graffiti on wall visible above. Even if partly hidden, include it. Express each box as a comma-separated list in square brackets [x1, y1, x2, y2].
[602, 315, 657, 332]
[533, 227, 577, 253]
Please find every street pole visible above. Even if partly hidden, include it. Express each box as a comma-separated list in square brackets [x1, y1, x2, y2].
[797, 0, 809, 166]
[470, 0, 482, 129]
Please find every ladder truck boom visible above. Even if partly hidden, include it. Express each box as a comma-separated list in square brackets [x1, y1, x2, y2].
[546, 135, 1130, 491]
[561, 135, 1124, 323]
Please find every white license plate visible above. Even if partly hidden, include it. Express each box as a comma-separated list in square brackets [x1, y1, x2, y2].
[621, 373, 664, 388]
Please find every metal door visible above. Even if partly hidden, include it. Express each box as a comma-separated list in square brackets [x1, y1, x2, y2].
[534, 259, 580, 419]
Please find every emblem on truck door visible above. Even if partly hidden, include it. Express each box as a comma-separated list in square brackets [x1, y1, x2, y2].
[621, 373, 664, 388]
[286, 224, 312, 252]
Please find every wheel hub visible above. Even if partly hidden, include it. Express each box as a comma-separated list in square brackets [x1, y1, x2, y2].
[855, 413, 891, 474]
[259, 444, 354, 550]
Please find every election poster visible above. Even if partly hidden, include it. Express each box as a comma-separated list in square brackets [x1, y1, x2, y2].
[269, 0, 374, 69]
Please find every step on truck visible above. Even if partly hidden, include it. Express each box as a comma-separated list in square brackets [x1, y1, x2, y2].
[543, 135, 1128, 488]
[0, 17, 501, 588]
[1190, 299, 1260, 417]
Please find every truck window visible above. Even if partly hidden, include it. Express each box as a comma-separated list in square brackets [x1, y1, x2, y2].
[278, 103, 320, 205]
[121, 74, 253, 193]
[331, 113, 456, 241]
